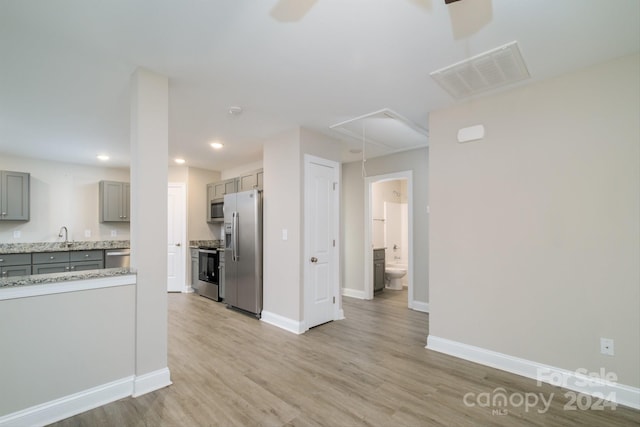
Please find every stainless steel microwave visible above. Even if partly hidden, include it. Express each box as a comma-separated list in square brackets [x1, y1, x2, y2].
[210, 199, 224, 222]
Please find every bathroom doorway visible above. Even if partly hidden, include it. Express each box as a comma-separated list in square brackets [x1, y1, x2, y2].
[364, 171, 413, 308]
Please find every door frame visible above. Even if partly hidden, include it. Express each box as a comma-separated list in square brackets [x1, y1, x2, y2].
[364, 171, 414, 308]
[303, 154, 342, 331]
[168, 182, 187, 292]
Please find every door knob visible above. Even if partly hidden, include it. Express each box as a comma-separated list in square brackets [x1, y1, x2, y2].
[310, 257, 318, 263]
[175, 243, 181, 247]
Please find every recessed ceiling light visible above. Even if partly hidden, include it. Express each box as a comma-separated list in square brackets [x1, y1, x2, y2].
[97, 154, 110, 161]
[210, 142, 224, 150]
[174, 158, 186, 164]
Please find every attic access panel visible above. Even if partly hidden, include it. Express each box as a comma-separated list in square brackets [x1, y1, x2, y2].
[329, 109, 428, 152]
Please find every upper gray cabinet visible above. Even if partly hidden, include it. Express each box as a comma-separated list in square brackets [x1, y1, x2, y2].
[238, 169, 263, 192]
[0, 170, 30, 221]
[99, 180, 130, 222]
[212, 178, 237, 200]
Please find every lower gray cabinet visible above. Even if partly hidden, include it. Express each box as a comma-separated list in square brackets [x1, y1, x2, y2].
[1, 249, 109, 277]
[70, 260, 104, 271]
[1, 265, 32, 277]
[33, 262, 69, 274]
[32, 251, 71, 274]
[0, 253, 31, 277]
[32, 250, 105, 274]
[70, 250, 104, 271]
[218, 250, 225, 300]
[190, 248, 199, 291]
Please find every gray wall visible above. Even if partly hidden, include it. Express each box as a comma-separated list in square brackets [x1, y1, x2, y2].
[0, 285, 135, 415]
[428, 54, 639, 387]
[263, 128, 303, 321]
[342, 147, 429, 303]
[262, 127, 344, 324]
[130, 69, 169, 381]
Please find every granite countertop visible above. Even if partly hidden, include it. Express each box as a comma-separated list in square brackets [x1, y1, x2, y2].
[0, 267, 135, 288]
[0, 240, 130, 254]
[189, 240, 223, 249]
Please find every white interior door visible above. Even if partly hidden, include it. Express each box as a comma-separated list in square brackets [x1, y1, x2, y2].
[167, 183, 186, 292]
[304, 155, 340, 329]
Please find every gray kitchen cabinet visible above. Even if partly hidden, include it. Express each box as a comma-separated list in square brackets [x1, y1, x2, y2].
[32, 251, 70, 265]
[2, 249, 107, 277]
[70, 260, 104, 271]
[373, 249, 385, 293]
[212, 178, 236, 199]
[99, 180, 130, 222]
[0, 170, 30, 221]
[32, 251, 71, 274]
[206, 183, 216, 222]
[256, 170, 263, 190]
[238, 169, 263, 192]
[1, 264, 32, 277]
[70, 250, 104, 262]
[70, 250, 104, 271]
[33, 263, 69, 274]
[190, 248, 199, 291]
[32, 250, 104, 274]
[0, 253, 32, 277]
[207, 170, 262, 220]
[208, 178, 237, 222]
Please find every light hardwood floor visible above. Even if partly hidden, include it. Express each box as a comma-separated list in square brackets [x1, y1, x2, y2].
[51, 289, 639, 426]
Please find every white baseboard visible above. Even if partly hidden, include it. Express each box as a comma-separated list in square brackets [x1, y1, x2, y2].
[342, 288, 367, 299]
[0, 368, 173, 427]
[0, 376, 134, 427]
[426, 336, 640, 410]
[410, 300, 429, 313]
[261, 310, 305, 334]
[132, 367, 172, 397]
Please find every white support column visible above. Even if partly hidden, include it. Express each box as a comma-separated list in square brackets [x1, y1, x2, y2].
[129, 68, 172, 396]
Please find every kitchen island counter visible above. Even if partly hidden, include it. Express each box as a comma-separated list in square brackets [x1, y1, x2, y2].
[0, 267, 136, 301]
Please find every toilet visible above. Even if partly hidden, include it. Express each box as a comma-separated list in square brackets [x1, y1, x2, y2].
[385, 264, 407, 290]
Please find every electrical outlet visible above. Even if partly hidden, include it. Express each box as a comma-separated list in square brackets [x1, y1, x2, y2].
[111, 229, 117, 237]
[13, 230, 21, 239]
[600, 338, 614, 356]
[84, 229, 91, 238]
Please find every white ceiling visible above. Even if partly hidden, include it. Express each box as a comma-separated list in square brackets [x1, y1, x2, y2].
[1, 0, 638, 170]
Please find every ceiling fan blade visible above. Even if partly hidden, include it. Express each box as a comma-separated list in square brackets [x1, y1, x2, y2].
[445, 0, 462, 4]
[271, 0, 318, 22]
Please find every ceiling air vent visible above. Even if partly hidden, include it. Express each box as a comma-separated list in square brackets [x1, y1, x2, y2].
[430, 41, 530, 99]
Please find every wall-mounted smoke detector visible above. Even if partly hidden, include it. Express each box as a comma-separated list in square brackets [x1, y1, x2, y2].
[228, 106, 243, 116]
[430, 41, 530, 99]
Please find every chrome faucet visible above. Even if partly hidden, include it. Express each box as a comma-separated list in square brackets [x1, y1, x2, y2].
[58, 226, 69, 245]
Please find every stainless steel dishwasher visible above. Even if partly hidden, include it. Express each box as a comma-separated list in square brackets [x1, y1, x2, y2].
[104, 249, 131, 268]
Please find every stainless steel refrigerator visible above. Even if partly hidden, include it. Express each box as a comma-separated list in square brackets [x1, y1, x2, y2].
[224, 189, 263, 317]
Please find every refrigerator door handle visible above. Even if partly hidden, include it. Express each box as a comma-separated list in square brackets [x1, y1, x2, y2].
[233, 211, 239, 261]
